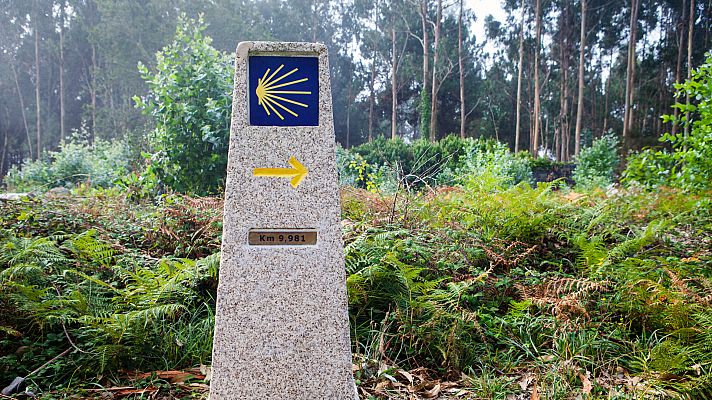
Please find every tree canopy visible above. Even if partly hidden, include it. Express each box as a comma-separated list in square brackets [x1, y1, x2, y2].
[1, 0, 710, 176]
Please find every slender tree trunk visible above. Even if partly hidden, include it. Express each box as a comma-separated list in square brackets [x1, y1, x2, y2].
[91, 44, 97, 142]
[527, 40, 533, 146]
[564, 114, 570, 159]
[34, 0, 42, 159]
[429, 0, 442, 140]
[554, 126, 560, 161]
[488, 98, 500, 141]
[558, 3, 570, 161]
[672, 0, 686, 136]
[560, 66, 570, 161]
[515, 0, 526, 152]
[544, 112, 549, 155]
[706, 0, 710, 49]
[391, 25, 398, 140]
[574, 0, 586, 156]
[558, 33, 564, 161]
[532, 0, 542, 157]
[458, 0, 466, 139]
[684, 0, 695, 140]
[368, 2, 379, 142]
[1, 106, 8, 175]
[592, 54, 599, 136]
[59, 1, 66, 144]
[603, 50, 612, 135]
[12, 63, 33, 160]
[623, 0, 639, 149]
[346, 74, 352, 148]
[419, 0, 430, 138]
[368, 57, 376, 142]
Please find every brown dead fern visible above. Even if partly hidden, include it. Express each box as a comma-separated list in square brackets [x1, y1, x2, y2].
[516, 278, 610, 323]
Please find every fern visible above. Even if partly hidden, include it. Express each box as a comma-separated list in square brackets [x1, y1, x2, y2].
[64, 230, 116, 267]
[197, 251, 220, 278]
[0, 235, 68, 270]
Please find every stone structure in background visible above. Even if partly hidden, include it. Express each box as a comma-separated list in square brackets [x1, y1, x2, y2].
[209, 41, 355, 399]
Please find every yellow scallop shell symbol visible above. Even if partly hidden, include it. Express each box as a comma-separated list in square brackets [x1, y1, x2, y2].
[255, 65, 312, 120]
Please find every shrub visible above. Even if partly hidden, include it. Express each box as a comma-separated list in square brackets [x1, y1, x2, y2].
[572, 134, 620, 189]
[351, 137, 413, 173]
[4, 131, 131, 192]
[337, 145, 397, 193]
[623, 52, 712, 193]
[458, 138, 533, 190]
[134, 15, 233, 195]
[621, 148, 675, 190]
[336, 145, 360, 187]
[345, 136, 511, 190]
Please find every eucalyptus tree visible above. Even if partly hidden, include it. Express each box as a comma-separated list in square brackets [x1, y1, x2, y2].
[574, 0, 586, 156]
[532, 0, 542, 156]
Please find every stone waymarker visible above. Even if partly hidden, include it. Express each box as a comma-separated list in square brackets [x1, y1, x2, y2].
[209, 42, 355, 399]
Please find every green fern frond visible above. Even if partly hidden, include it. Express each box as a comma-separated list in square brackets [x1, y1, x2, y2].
[197, 252, 220, 277]
[0, 235, 68, 269]
[608, 220, 668, 262]
[114, 303, 188, 329]
[0, 263, 45, 282]
[574, 234, 607, 269]
[63, 269, 119, 292]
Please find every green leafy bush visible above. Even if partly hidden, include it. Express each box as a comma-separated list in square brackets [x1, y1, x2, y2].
[623, 52, 712, 193]
[4, 131, 131, 192]
[341, 136, 527, 191]
[572, 134, 620, 189]
[347, 136, 471, 189]
[458, 138, 533, 190]
[337, 144, 397, 193]
[135, 15, 233, 195]
[621, 148, 675, 190]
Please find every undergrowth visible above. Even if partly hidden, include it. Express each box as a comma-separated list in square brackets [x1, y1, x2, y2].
[1, 183, 710, 399]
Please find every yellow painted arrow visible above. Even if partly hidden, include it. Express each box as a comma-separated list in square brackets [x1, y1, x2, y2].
[253, 156, 308, 188]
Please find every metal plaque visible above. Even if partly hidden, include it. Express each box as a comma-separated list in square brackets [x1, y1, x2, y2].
[248, 229, 317, 246]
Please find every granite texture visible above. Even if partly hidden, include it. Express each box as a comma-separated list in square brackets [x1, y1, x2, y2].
[209, 42, 356, 399]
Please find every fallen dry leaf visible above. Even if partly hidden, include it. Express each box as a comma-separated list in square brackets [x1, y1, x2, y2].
[447, 387, 471, 397]
[398, 369, 414, 385]
[85, 386, 133, 392]
[178, 383, 210, 392]
[127, 370, 205, 383]
[375, 380, 392, 391]
[580, 371, 593, 394]
[440, 381, 460, 390]
[531, 381, 540, 400]
[200, 364, 212, 382]
[424, 383, 441, 398]
[86, 386, 159, 397]
[564, 192, 586, 202]
[519, 374, 534, 391]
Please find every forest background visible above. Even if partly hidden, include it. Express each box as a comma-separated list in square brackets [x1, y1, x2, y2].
[1, 0, 710, 179]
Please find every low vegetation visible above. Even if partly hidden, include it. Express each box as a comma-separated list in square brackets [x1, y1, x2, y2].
[1, 173, 710, 398]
